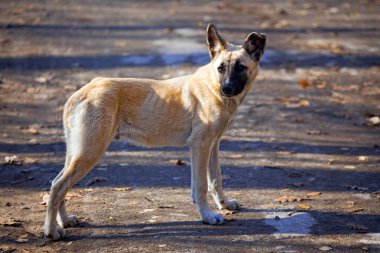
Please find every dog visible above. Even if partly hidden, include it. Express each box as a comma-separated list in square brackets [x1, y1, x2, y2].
[44, 24, 266, 240]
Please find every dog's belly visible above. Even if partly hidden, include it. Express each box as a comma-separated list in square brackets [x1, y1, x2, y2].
[117, 121, 190, 147]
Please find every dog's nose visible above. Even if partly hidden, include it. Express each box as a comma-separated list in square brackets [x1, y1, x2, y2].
[221, 86, 233, 96]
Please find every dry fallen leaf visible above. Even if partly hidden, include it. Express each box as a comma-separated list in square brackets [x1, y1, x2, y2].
[2, 220, 22, 227]
[18, 233, 28, 239]
[349, 207, 364, 213]
[332, 83, 359, 92]
[65, 192, 83, 201]
[299, 79, 312, 88]
[169, 159, 186, 165]
[297, 203, 311, 210]
[316, 81, 327, 89]
[275, 151, 294, 156]
[161, 74, 171, 79]
[158, 204, 174, 209]
[343, 200, 355, 208]
[307, 130, 321, 135]
[28, 138, 39, 145]
[86, 176, 108, 186]
[228, 154, 243, 159]
[16, 238, 29, 243]
[307, 191, 322, 197]
[319, 246, 333, 251]
[0, 246, 14, 252]
[139, 208, 156, 214]
[111, 187, 132, 192]
[275, 196, 304, 203]
[361, 246, 369, 251]
[299, 99, 310, 106]
[274, 20, 290, 29]
[284, 98, 310, 108]
[367, 116, 380, 126]
[26, 125, 39, 135]
[35, 76, 48, 83]
[4, 155, 23, 165]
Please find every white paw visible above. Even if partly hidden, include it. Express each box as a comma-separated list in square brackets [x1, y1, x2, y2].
[221, 199, 241, 211]
[44, 226, 66, 241]
[58, 215, 79, 228]
[201, 211, 225, 225]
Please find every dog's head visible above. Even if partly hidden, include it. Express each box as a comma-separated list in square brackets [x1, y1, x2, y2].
[206, 24, 266, 98]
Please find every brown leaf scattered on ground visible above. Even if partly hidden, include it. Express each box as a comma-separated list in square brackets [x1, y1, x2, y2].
[139, 208, 156, 214]
[319, 246, 333, 251]
[65, 191, 83, 201]
[16, 238, 29, 243]
[25, 124, 40, 135]
[307, 191, 322, 197]
[0, 245, 15, 252]
[297, 203, 311, 210]
[4, 155, 23, 165]
[283, 98, 311, 108]
[2, 219, 22, 227]
[111, 187, 132, 192]
[358, 156, 369, 162]
[307, 130, 322, 135]
[275, 196, 304, 203]
[349, 207, 364, 213]
[157, 204, 174, 209]
[299, 79, 312, 88]
[169, 159, 186, 165]
[367, 116, 380, 126]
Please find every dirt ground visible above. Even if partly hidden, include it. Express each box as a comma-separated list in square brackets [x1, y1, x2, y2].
[0, 0, 380, 252]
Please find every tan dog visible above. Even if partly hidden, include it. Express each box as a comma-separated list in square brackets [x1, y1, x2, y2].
[44, 24, 266, 240]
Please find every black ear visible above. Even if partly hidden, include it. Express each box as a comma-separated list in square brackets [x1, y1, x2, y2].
[206, 24, 226, 58]
[243, 32, 266, 61]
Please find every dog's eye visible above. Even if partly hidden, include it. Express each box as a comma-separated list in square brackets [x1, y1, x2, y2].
[217, 63, 225, 74]
[235, 63, 247, 73]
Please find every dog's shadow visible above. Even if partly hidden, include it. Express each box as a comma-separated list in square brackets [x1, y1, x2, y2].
[63, 208, 380, 245]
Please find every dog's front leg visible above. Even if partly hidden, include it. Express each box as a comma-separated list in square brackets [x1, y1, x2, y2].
[208, 141, 241, 211]
[190, 144, 224, 224]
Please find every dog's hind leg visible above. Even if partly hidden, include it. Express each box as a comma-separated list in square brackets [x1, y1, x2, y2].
[44, 102, 116, 240]
[55, 146, 79, 228]
[208, 141, 241, 211]
[44, 155, 104, 240]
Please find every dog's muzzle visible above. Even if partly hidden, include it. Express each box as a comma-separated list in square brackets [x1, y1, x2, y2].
[221, 83, 242, 97]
